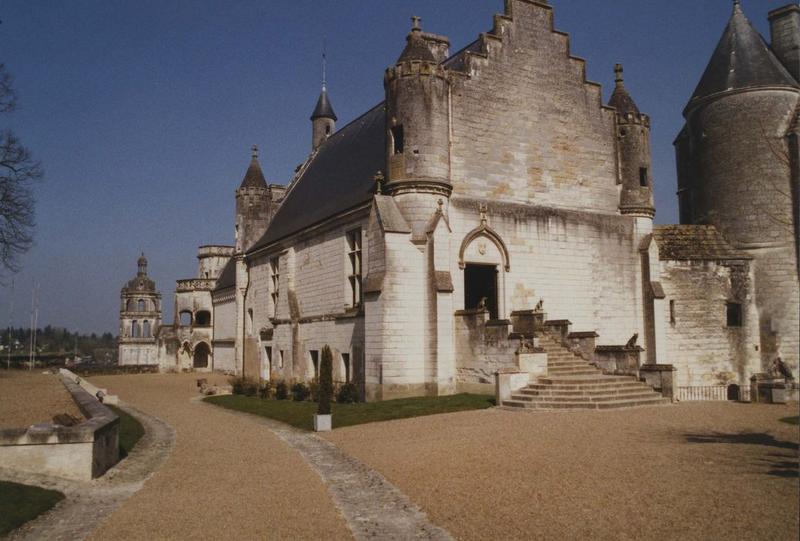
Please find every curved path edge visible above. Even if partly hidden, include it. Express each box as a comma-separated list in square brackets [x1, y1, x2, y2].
[198, 398, 454, 541]
[0, 401, 176, 541]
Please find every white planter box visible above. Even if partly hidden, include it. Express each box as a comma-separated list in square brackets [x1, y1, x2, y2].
[313, 413, 332, 432]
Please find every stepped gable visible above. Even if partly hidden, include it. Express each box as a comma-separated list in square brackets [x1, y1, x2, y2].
[249, 103, 386, 251]
[688, 1, 798, 111]
[653, 225, 751, 261]
[213, 258, 236, 291]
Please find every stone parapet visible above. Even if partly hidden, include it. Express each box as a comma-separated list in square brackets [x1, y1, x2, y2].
[639, 364, 677, 402]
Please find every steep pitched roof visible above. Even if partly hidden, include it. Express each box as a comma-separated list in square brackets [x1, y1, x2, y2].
[653, 225, 751, 261]
[688, 2, 798, 110]
[249, 102, 386, 251]
[608, 65, 640, 115]
[239, 153, 268, 189]
[213, 258, 236, 291]
[311, 87, 337, 121]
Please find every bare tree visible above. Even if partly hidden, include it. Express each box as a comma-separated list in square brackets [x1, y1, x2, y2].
[0, 63, 41, 273]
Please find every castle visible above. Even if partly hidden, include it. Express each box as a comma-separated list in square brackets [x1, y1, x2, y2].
[119, 0, 799, 402]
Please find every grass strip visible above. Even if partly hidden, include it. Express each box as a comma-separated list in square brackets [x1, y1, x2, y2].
[205, 393, 495, 431]
[107, 405, 145, 458]
[779, 416, 799, 426]
[0, 481, 64, 536]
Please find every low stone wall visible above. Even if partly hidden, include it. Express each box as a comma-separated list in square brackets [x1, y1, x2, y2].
[60, 368, 119, 405]
[0, 375, 120, 481]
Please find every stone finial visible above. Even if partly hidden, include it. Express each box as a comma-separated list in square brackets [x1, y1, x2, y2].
[411, 16, 421, 31]
[614, 63, 624, 86]
[374, 170, 384, 194]
[251, 144, 258, 159]
[479, 203, 488, 224]
[437, 198, 444, 213]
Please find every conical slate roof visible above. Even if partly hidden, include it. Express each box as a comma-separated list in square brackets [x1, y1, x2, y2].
[687, 2, 797, 110]
[608, 64, 640, 115]
[239, 146, 267, 189]
[311, 87, 337, 121]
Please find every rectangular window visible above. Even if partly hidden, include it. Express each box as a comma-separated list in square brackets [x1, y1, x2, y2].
[639, 167, 648, 187]
[279, 350, 285, 369]
[310, 350, 319, 380]
[669, 300, 676, 325]
[269, 256, 280, 317]
[342, 353, 350, 383]
[346, 229, 363, 307]
[391, 125, 404, 154]
[726, 302, 742, 327]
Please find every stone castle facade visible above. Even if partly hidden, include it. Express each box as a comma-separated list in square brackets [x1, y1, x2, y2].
[119, 1, 799, 400]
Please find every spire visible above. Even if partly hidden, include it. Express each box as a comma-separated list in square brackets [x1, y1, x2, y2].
[311, 50, 337, 121]
[608, 63, 641, 115]
[687, 1, 797, 110]
[397, 16, 436, 63]
[239, 145, 268, 189]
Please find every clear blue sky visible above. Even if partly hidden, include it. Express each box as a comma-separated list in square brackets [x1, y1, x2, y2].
[0, 0, 790, 334]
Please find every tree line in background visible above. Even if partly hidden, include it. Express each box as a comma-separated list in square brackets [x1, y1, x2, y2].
[1, 326, 116, 357]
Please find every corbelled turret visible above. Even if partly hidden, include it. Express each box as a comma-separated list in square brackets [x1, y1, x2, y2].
[235, 146, 271, 253]
[384, 16, 451, 201]
[609, 64, 654, 218]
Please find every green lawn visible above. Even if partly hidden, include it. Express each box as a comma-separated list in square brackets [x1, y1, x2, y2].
[779, 416, 799, 426]
[0, 481, 64, 536]
[107, 405, 145, 458]
[205, 393, 496, 431]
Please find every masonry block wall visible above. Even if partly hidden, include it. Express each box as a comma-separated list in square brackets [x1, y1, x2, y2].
[660, 260, 760, 387]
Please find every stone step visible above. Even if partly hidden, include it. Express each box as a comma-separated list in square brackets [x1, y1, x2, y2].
[518, 386, 656, 398]
[502, 396, 670, 410]
[537, 375, 634, 385]
[547, 368, 602, 376]
[526, 381, 647, 391]
[547, 361, 592, 368]
[510, 391, 660, 403]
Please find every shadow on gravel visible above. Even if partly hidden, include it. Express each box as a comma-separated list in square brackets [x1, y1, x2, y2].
[684, 432, 799, 478]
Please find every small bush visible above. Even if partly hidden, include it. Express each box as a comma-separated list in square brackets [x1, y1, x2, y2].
[318, 346, 333, 415]
[291, 381, 310, 401]
[258, 380, 272, 399]
[309, 380, 320, 402]
[275, 380, 289, 400]
[336, 382, 360, 404]
[229, 376, 259, 397]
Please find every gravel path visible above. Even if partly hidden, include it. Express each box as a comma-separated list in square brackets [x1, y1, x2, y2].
[85, 373, 352, 540]
[0, 370, 84, 428]
[325, 402, 800, 541]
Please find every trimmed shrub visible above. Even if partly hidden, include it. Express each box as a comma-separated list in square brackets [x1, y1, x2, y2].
[336, 382, 360, 404]
[258, 380, 272, 399]
[229, 376, 259, 396]
[291, 381, 310, 402]
[275, 380, 289, 400]
[318, 346, 333, 415]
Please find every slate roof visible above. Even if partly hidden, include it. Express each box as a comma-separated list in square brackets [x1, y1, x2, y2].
[214, 258, 236, 291]
[249, 102, 386, 251]
[608, 66, 640, 115]
[239, 154, 268, 189]
[688, 2, 798, 109]
[398, 30, 436, 63]
[653, 225, 751, 261]
[311, 87, 337, 121]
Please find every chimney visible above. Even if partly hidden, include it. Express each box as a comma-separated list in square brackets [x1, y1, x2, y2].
[769, 4, 800, 82]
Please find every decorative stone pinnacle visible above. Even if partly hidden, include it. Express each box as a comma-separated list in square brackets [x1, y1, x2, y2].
[437, 198, 444, 211]
[374, 170, 384, 194]
[251, 145, 258, 159]
[479, 203, 488, 224]
[411, 16, 421, 31]
[614, 64, 624, 85]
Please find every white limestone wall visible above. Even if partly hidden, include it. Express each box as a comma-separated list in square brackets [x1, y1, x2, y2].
[449, 199, 642, 344]
[118, 344, 159, 366]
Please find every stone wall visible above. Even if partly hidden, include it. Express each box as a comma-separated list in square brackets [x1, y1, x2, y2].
[660, 259, 760, 387]
[449, 0, 619, 214]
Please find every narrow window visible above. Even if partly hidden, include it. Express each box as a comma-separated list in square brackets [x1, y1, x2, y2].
[325, 125, 331, 135]
[143, 320, 151, 338]
[727, 302, 742, 327]
[639, 167, 648, 187]
[342, 352, 351, 383]
[310, 350, 320, 380]
[127, 299, 135, 312]
[265, 346, 272, 379]
[669, 300, 676, 325]
[179, 311, 192, 327]
[138, 299, 146, 311]
[131, 320, 139, 338]
[279, 350, 285, 369]
[270, 257, 280, 317]
[391, 125, 404, 155]
[346, 229, 362, 307]
[195, 310, 211, 327]
[247, 308, 254, 335]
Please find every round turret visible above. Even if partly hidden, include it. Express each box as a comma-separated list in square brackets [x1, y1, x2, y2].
[235, 146, 272, 253]
[384, 16, 451, 198]
[610, 64, 655, 218]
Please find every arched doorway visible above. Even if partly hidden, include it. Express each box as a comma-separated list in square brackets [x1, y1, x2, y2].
[193, 342, 210, 369]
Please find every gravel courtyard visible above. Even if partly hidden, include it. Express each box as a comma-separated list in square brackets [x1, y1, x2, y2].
[326, 402, 799, 540]
[0, 370, 83, 429]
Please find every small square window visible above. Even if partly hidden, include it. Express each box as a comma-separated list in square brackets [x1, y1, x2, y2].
[726, 303, 742, 328]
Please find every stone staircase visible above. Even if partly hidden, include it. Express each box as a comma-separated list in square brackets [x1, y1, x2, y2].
[503, 334, 670, 410]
